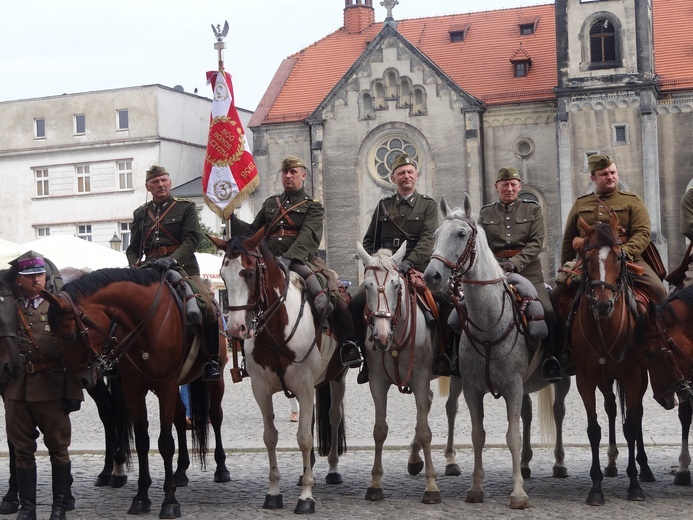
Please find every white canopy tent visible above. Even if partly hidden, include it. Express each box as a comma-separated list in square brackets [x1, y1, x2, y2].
[0, 238, 22, 269]
[19, 235, 128, 271]
[195, 252, 224, 290]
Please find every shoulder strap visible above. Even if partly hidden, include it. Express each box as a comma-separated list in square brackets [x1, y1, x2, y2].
[143, 200, 179, 247]
[265, 196, 310, 236]
[379, 199, 416, 242]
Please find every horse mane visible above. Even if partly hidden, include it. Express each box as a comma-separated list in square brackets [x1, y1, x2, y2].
[368, 249, 397, 271]
[60, 268, 161, 303]
[589, 222, 619, 247]
[445, 208, 504, 278]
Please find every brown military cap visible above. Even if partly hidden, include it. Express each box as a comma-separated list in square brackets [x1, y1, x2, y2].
[391, 153, 415, 174]
[496, 167, 521, 183]
[587, 154, 613, 173]
[12, 250, 47, 275]
[145, 165, 169, 182]
[280, 155, 307, 171]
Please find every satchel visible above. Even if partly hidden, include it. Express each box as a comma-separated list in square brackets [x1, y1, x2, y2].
[642, 242, 667, 281]
[664, 242, 693, 287]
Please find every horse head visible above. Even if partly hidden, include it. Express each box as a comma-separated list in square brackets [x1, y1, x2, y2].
[0, 271, 21, 392]
[357, 241, 407, 350]
[579, 213, 626, 318]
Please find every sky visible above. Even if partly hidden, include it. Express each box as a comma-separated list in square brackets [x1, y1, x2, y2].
[0, 0, 546, 112]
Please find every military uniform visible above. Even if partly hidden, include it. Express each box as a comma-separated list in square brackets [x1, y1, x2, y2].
[230, 187, 323, 263]
[479, 198, 554, 323]
[362, 190, 438, 271]
[679, 188, 693, 287]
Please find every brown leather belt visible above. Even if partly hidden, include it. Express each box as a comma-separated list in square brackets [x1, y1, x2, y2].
[494, 249, 523, 259]
[146, 245, 179, 260]
[266, 228, 299, 239]
[24, 358, 64, 374]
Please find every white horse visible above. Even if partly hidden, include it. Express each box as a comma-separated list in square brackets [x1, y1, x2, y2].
[212, 234, 347, 515]
[356, 242, 443, 504]
[423, 194, 570, 509]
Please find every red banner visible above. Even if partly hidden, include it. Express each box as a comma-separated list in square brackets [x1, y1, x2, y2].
[202, 70, 259, 219]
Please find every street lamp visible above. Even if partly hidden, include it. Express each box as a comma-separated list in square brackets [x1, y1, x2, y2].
[109, 232, 122, 251]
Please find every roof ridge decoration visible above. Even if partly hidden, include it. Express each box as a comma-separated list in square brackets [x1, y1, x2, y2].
[510, 44, 532, 63]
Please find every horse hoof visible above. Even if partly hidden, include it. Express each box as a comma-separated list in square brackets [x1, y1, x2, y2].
[674, 470, 691, 486]
[627, 488, 646, 501]
[466, 490, 484, 503]
[586, 492, 605, 506]
[422, 490, 441, 504]
[509, 495, 530, 509]
[445, 464, 461, 477]
[325, 472, 343, 485]
[111, 475, 127, 488]
[94, 474, 111, 487]
[127, 498, 152, 515]
[408, 460, 424, 475]
[159, 502, 181, 519]
[174, 474, 189, 487]
[263, 493, 283, 509]
[214, 470, 231, 483]
[604, 465, 618, 478]
[0, 498, 19, 514]
[365, 487, 383, 501]
[639, 468, 656, 483]
[552, 466, 569, 478]
[294, 498, 316, 514]
[521, 467, 531, 479]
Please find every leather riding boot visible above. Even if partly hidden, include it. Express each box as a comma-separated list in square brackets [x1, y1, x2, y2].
[15, 466, 36, 520]
[550, 320, 574, 376]
[48, 463, 71, 520]
[356, 345, 369, 384]
[432, 353, 451, 377]
[65, 471, 75, 511]
[203, 321, 221, 381]
[541, 357, 562, 382]
[293, 263, 334, 316]
[0, 443, 19, 514]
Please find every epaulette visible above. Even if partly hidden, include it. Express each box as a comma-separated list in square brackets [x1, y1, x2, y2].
[172, 197, 194, 203]
[420, 194, 433, 200]
[576, 193, 594, 200]
[618, 191, 640, 198]
[520, 198, 539, 205]
[479, 202, 496, 210]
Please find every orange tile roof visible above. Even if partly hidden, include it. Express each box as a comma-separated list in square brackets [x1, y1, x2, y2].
[653, 0, 693, 93]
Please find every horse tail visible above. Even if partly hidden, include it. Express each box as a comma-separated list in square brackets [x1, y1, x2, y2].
[617, 380, 626, 424]
[109, 376, 133, 469]
[315, 383, 346, 457]
[189, 376, 210, 467]
[437, 376, 450, 398]
[538, 384, 556, 445]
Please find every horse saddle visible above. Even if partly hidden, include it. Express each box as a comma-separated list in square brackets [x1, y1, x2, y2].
[506, 273, 548, 340]
[164, 269, 203, 326]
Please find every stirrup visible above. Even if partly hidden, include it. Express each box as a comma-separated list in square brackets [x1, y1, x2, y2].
[203, 361, 221, 381]
[541, 357, 562, 382]
[341, 341, 362, 368]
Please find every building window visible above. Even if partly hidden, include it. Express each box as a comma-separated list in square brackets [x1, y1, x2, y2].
[117, 109, 129, 130]
[77, 224, 92, 242]
[590, 19, 616, 64]
[35, 118, 45, 139]
[514, 62, 530, 77]
[613, 124, 628, 144]
[36, 227, 50, 238]
[35, 169, 49, 197]
[519, 24, 534, 36]
[118, 160, 133, 189]
[76, 165, 91, 193]
[450, 31, 465, 42]
[119, 222, 132, 251]
[74, 113, 86, 135]
[371, 137, 419, 187]
[448, 23, 470, 43]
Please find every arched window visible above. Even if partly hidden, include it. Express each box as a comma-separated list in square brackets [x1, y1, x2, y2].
[589, 18, 616, 65]
[360, 92, 375, 120]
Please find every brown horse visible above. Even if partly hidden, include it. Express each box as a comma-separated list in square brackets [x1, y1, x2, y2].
[42, 267, 229, 519]
[564, 214, 655, 505]
[636, 284, 693, 485]
[211, 233, 348, 515]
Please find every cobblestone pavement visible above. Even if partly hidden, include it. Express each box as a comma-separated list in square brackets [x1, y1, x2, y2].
[2, 369, 692, 518]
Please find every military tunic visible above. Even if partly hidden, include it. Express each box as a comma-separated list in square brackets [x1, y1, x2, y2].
[362, 190, 438, 272]
[126, 195, 201, 276]
[479, 198, 553, 323]
[679, 187, 693, 287]
[230, 187, 323, 263]
[4, 298, 84, 468]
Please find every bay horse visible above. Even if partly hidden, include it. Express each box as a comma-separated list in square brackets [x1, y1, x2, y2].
[356, 242, 442, 504]
[636, 284, 693, 486]
[564, 213, 655, 505]
[210, 233, 347, 515]
[423, 194, 568, 509]
[41, 267, 230, 519]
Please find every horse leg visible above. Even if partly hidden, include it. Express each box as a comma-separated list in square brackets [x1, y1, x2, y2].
[603, 381, 619, 477]
[552, 375, 570, 478]
[444, 375, 463, 476]
[109, 377, 130, 489]
[366, 377, 390, 501]
[251, 380, 282, 509]
[172, 397, 190, 488]
[0, 441, 18, 514]
[578, 378, 604, 506]
[208, 377, 230, 483]
[505, 388, 529, 509]
[463, 390, 486, 504]
[293, 386, 320, 514]
[412, 382, 440, 504]
[325, 379, 345, 485]
[126, 396, 153, 515]
[675, 400, 692, 485]
[621, 384, 646, 500]
[157, 387, 181, 519]
[632, 375, 655, 484]
[87, 379, 116, 487]
[520, 394, 533, 480]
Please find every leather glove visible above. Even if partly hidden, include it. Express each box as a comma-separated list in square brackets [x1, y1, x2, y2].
[62, 398, 82, 415]
[278, 256, 292, 271]
[397, 259, 415, 275]
[499, 261, 516, 273]
[154, 257, 177, 271]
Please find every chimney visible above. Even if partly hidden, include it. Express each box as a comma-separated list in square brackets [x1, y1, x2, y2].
[344, 0, 375, 33]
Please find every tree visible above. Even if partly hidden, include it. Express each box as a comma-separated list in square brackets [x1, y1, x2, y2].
[197, 219, 221, 254]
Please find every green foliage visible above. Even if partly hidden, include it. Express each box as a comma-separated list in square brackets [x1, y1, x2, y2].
[198, 219, 221, 254]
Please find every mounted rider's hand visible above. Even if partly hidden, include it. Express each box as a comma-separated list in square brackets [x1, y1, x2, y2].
[153, 257, 177, 271]
[278, 256, 292, 271]
[397, 259, 414, 275]
[499, 261, 516, 273]
[62, 398, 81, 415]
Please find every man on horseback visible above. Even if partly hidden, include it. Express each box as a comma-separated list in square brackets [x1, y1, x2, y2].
[552, 154, 668, 366]
[478, 166, 561, 382]
[350, 152, 450, 384]
[126, 165, 221, 381]
[4, 251, 84, 520]
[229, 155, 361, 368]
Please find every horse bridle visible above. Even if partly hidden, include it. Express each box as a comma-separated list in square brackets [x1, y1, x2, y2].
[430, 215, 479, 291]
[363, 265, 403, 336]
